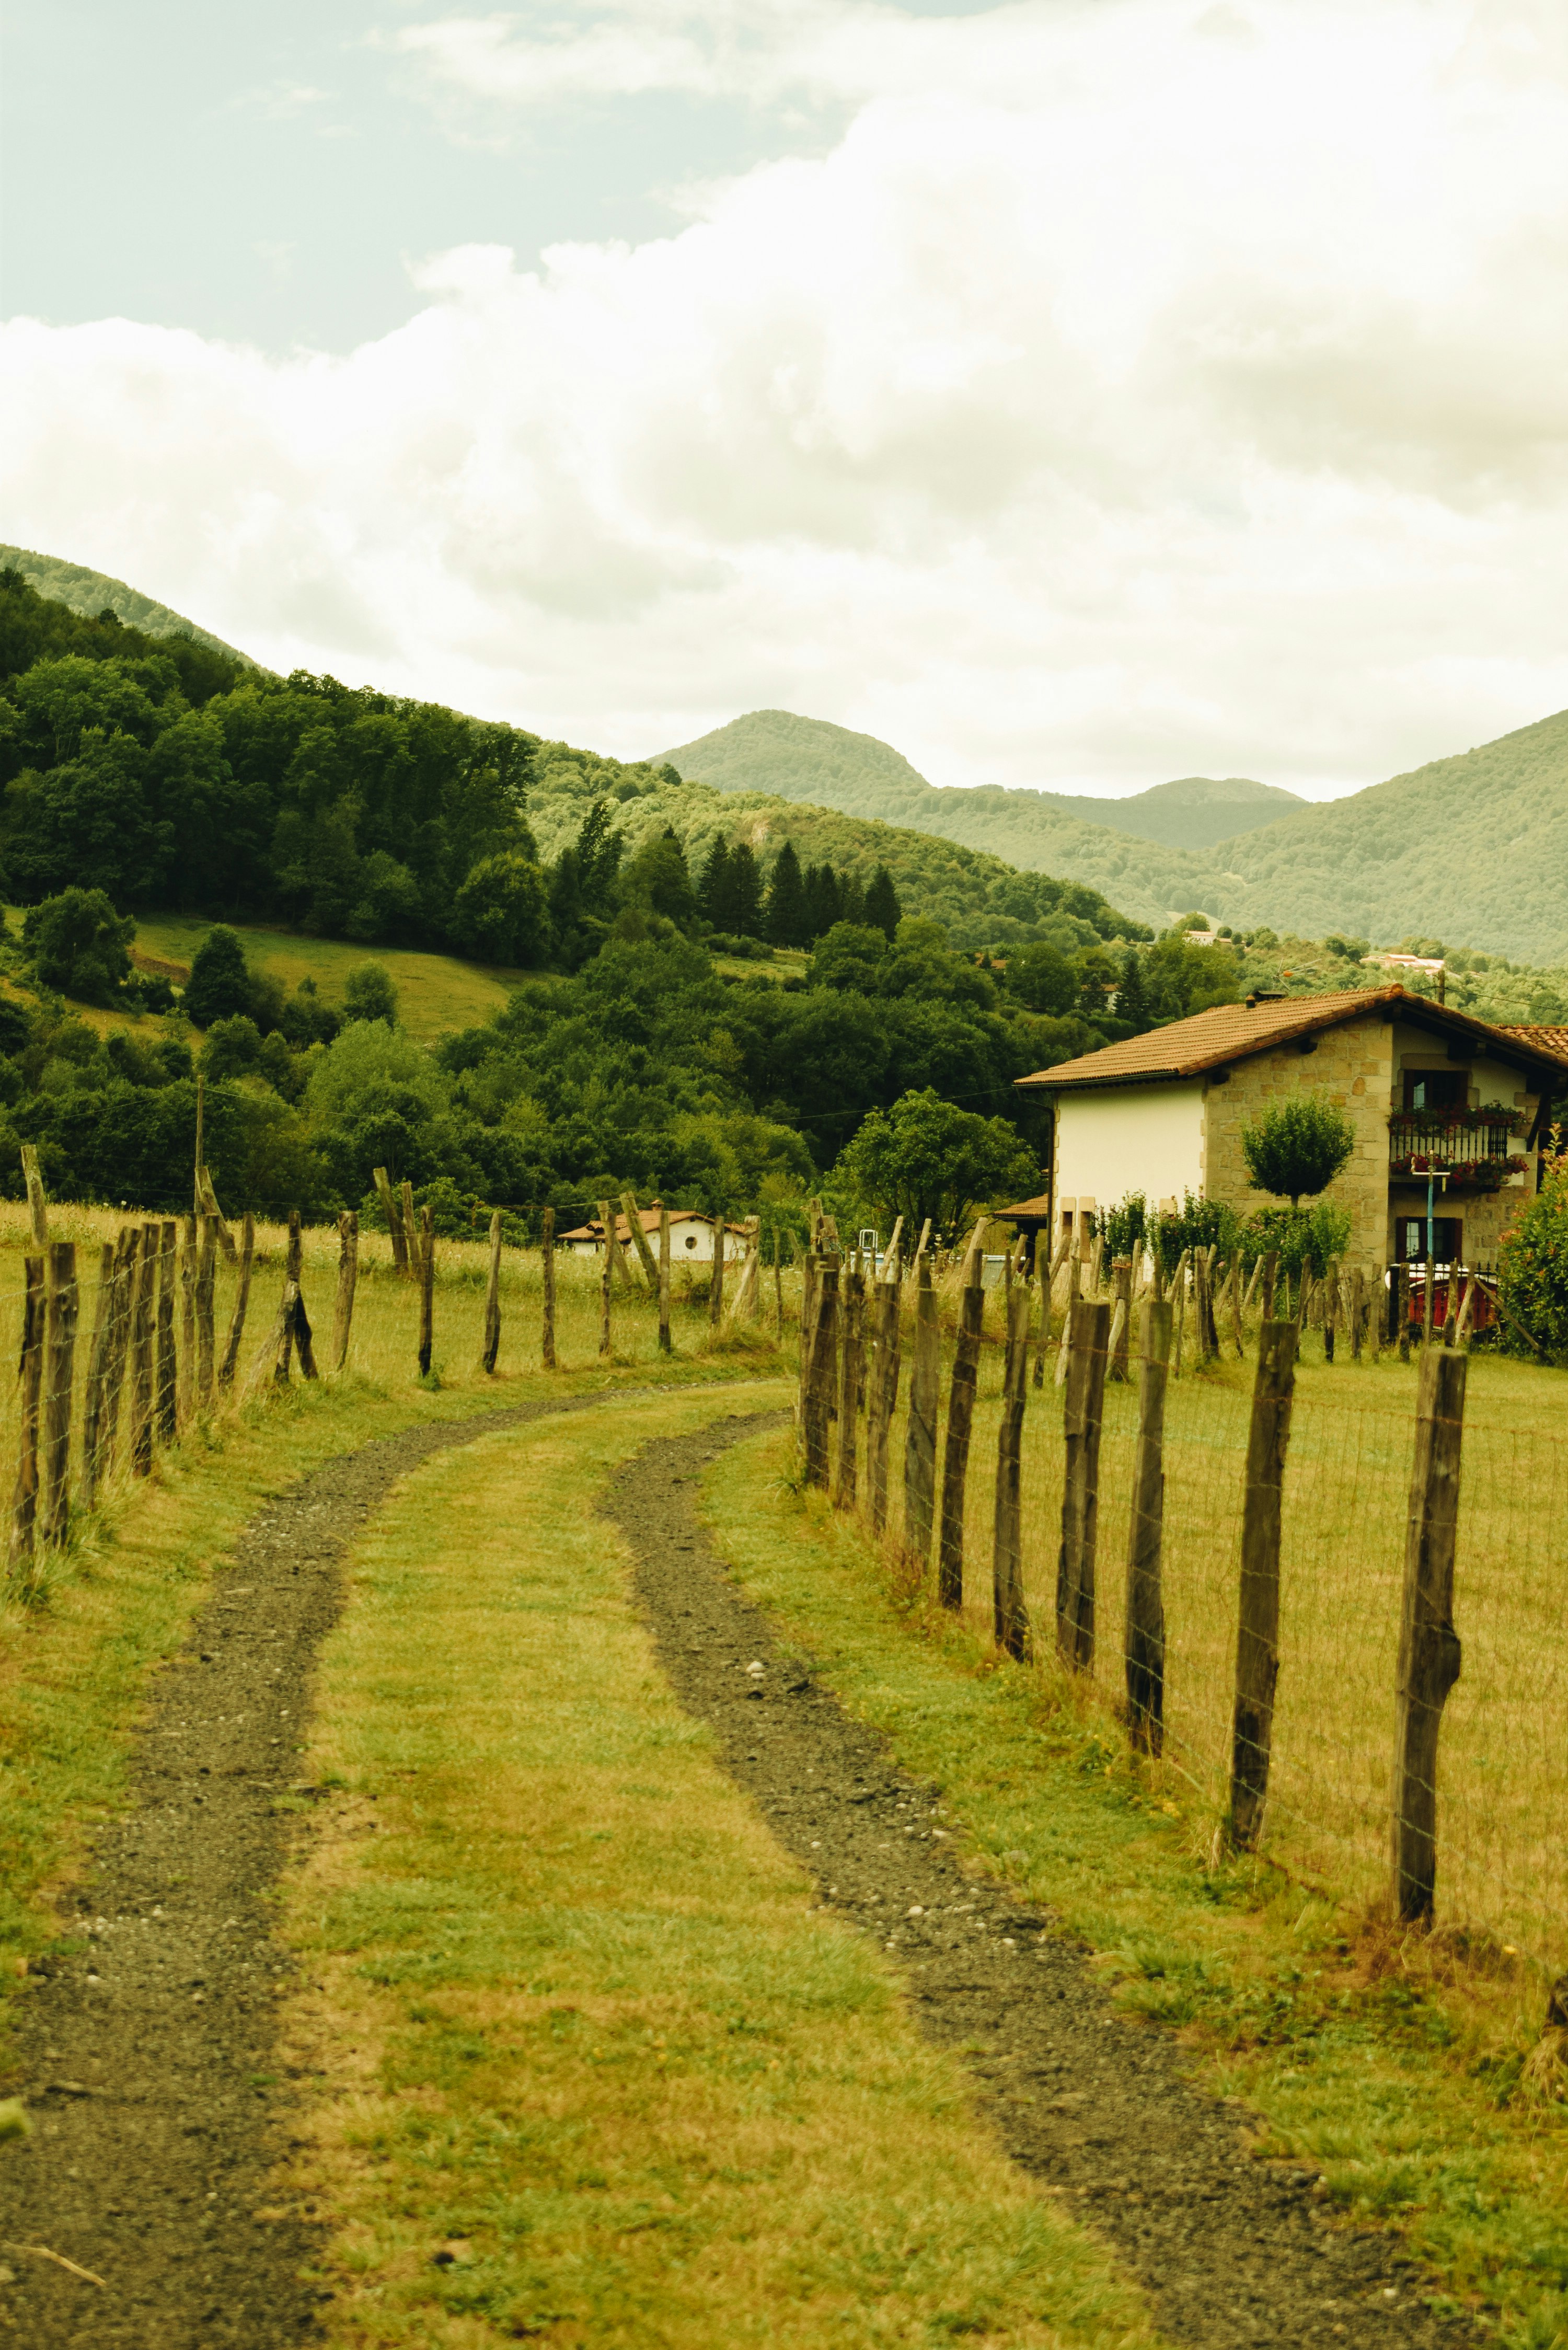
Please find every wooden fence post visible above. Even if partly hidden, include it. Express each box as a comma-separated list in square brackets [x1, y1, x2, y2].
[1323, 1260, 1339, 1362]
[197, 1215, 217, 1406]
[1124, 1296, 1172, 1753]
[374, 1166, 408, 1275]
[40, 1241, 77, 1546]
[401, 1181, 422, 1285]
[218, 1211, 255, 1391]
[131, 1225, 156, 1475]
[278, 1209, 304, 1383]
[155, 1220, 178, 1442]
[597, 1200, 614, 1361]
[482, 1208, 503, 1373]
[936, 1265, 985, 1611]
[197, 1166, 239, 1264]
[179, 1212, 197, 1426]
[1056, 1294, 1110, 1668]
[620, 1191, 659, 1292]
[658, 1203, 672, 1355]
[1392, 1342, 1467, 1922]
[1110, 1256, 1133, 1381]
[333, 1210, 359, 1372]
[867, 1275, 901, 1536]
[99, 1229, 136, 1473]
[241, 1281, 298, 1406]
[774, 1232, 786, 1341]
[539, 1209, 559, 1368]
[20, 1143, 48, 1248]
[803, 1259, 839, 1489]
[81, 1241, 116, 1508]
[1229, 1318, 1298, 1850]
[992, 1281, 1033, 1658]
[903, 1260, 939, 1563]
[798, 1254, 819, 1424]
[1351, 1265, 1366, 1362]
[1397, 1261, 1412, 1361]
[9, 1255, 45, 1569]
[832, 1259, 864, 1510]
[709, 1215, 727, 1327]
[418, 1206, 435, 1376]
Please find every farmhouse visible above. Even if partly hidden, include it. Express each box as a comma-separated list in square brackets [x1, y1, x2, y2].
[558, 1205, 746, 1264]
[1016, 986, 1568, 1271]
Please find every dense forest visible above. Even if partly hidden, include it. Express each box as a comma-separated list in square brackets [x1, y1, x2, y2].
[0, 569, 1142, 967]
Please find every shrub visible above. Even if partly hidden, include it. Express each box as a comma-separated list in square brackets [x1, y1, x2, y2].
[21, 887, 135, 1004]
[1241, 1200, 1352, 1282]
[1498, 1157, 1568, 1359]
[1240, 1095, 1355, 1206]
[1149, 1190, 1239, 1274]
[183, 925, 252, 1026]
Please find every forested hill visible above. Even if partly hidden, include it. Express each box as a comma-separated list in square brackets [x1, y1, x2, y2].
[661, 705, 1568, 963]
[0, 544, 253, 666]
[0, 567, 1140, 962]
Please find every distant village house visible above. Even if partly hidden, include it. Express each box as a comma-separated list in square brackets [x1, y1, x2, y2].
[558, 1205, 747, 1264]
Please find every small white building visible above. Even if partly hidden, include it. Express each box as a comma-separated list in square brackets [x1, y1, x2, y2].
[558, 1205, 747, 1264]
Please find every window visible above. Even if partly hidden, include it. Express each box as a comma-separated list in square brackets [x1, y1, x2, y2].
[684, 1233, 698, 1250]
[1397, 1216, 1463, 1263]
[1403, 1069, 1466, 1112]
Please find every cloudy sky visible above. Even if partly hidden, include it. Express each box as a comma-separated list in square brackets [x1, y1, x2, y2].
[3, 0, 1567, 799]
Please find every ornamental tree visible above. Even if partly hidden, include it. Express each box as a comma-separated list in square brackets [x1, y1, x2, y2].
[1240, 1095, 1356, 1207]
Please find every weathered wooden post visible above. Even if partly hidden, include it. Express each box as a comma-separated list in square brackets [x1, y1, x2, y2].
[20, 1143, 48, 1248]
[1323, 1260, 1340, 1362]
[374, 1166, 408, 1275]
[867, 1273, 901, 1536]
[1228, 1318, 1298, 1850]
[1056, 1294, 1111, 1668]
[832, 1258, 864, 1510]
[482, 1207, 503, 1374]
[540, 1207, 558, 1368]
[401, 1180, 422, 1285]
[278, 1209, 304, 1383]
[218, 1212, 255, 1391]
[179, 1212, 198, 1426]
[937, 1262, 985, 1611]
[154, 1220, 178, 1442]
[620, 1190, 659, 1293]
[658, 1203, 672, 1355]
[131, 1224, 157, 1474]
[773, 1231, 785, 1343]
[1124, 1296, 1172, 1753]
[39, 1241, 77, 1546]
[333, 1209, 359, 1372]
[1392, 1342, 1467, 1922]
[903, 1259, 939, 1564]
[798, 1253, 820, 1423]
[9, 1255, 45, 1569]
[1260, 1250, 1277, 1320]
[709, 1213, 727, 1327]
[802, 1259, 839, 1489]
[1398, 1261, 1413, 1362]
[100, 1228, 136, 1471]
[1110, 1255, 1133, 1381]
[603, 1203, 634, 1294]
[417, 1205, 435, 1376]
[597, 1200, 614, 1362]
[197, 1166, 239, 1264]
[241, 1281, 299, 1405]
[81, 1241, 116, 1508]
[1351, 1264, 1366, 1362]
[196, 1214, 217, 1406]
[731, 1215, 762, 1323]
[992, 1280, 1033, 1658]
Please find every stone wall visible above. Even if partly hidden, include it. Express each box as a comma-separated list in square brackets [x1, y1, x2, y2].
[1200, 1012, 1394, 1267]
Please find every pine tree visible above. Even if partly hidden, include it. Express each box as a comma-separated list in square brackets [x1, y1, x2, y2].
[765, 841, 810, 947]
[727, 840, 765, 938]
[803, 862, 843, 940]
[864, 864, 902, 940]
[1117, 947, 1151, 1032]
[697, 835, 733, 930]
[839, 868, 866, 927]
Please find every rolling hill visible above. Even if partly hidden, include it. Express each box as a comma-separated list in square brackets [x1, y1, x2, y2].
[659, 706, 1568, 963]
[0, 544, 254, 666]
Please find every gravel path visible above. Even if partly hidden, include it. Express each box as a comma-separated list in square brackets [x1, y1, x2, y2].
[606, 1413, 1480, 2350]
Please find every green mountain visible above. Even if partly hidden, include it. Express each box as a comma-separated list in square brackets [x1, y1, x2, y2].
[659, 711, 1301, 855]
[659, 705, 1568, 964]
[0, 544, 253, 666]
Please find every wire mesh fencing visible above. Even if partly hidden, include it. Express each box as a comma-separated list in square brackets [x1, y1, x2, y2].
[800, 1241, 1568, 1979]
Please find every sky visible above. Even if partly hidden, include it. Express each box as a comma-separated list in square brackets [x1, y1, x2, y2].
[3, 0, 1567, 801]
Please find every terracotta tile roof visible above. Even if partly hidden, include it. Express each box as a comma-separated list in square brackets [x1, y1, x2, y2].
[1017, 985, 1568, 1092]
[1500, 1024, 1568, 1065]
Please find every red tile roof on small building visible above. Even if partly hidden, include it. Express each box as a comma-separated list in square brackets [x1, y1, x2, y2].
[1016, 986, 1568, 1093]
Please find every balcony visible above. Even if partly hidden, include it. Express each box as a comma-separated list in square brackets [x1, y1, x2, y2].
[1388, 1109, 1527, 1191]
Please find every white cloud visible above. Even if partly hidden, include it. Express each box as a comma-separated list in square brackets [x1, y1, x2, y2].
[5, 0, 1568, 794]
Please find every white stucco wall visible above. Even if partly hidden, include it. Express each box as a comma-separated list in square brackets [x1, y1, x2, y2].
[1053, 1084, 1205, 1218]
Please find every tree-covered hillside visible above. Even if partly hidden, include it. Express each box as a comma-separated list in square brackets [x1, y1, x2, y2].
[0, 544, 252, 666]
[0, 568, 1142, 962]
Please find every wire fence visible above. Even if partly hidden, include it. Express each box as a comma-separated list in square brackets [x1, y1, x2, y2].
[797, 1237, 1568, 1980]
